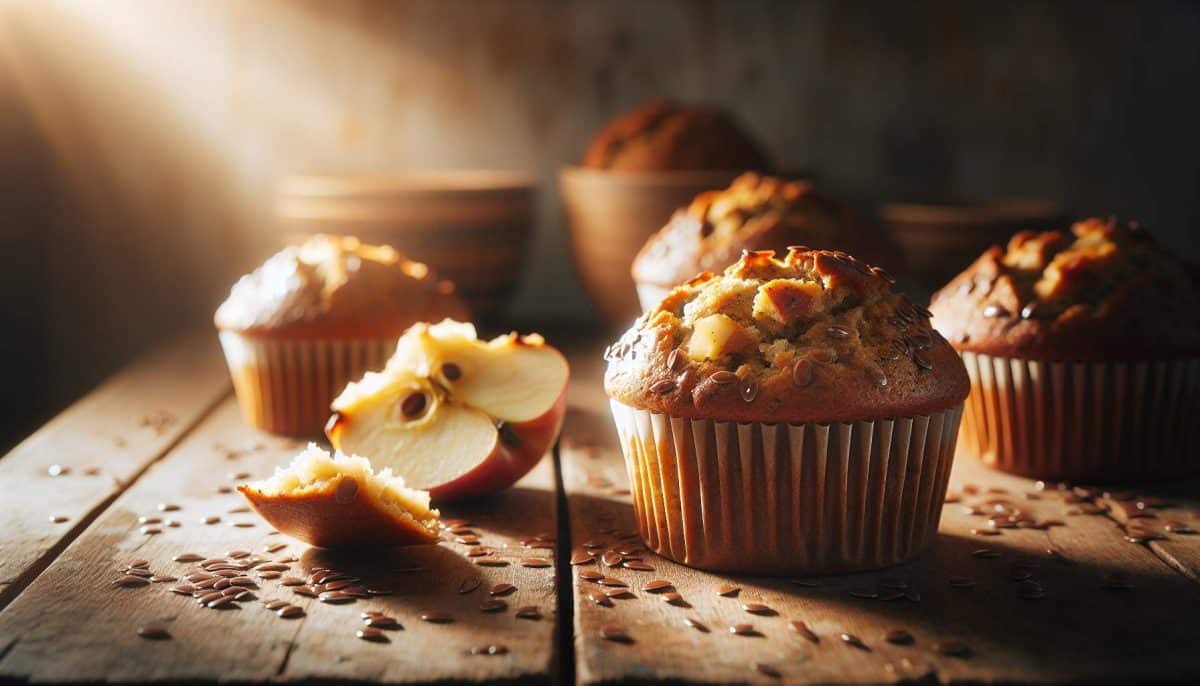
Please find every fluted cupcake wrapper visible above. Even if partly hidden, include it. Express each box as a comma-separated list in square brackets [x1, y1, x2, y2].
[960, 352, 1200, 481]
[609, 400, 963, 575]
[218, 332, 398, 437]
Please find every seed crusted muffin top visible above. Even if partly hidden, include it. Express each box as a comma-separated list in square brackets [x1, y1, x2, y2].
[605, 249, 969, 423]
[632, 173, 850, 289]
[215, 235, 469, 339]
[929, 218, 1200, 361]
[582, 99, 769, 172]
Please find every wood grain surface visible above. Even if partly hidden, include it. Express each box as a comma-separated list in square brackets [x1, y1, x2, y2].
[561, 345, 1200, 686]
[0, 397, 559, 684]
[0, 334, 228, 610]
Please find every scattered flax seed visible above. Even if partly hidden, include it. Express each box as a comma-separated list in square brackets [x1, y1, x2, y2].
[840, 632, 868, 649]
[231, 522, 255, 528]
[603, 588, 633, 599]
[580, 571, 604, 582]
[515, 606, 541, 620]
[754, 662, 782, 679]
[730, 623, 759, 636]
[600, 625, 632, 643]
[474, 557, 508, 567]
[149, 575, 177, 583]
[661, 592, 685, 605]
[716, 584, 741, 597]
[971, 548, 1001, 559]
[587, 591, 613, 607]
[641, 579, 673, 593]
[522, 558, 552, 568]
[570, 551, 595, 565]
[356, 627, 388, 642]
[971, 528, 1001, 536]
[789, 620, 818, 642]
[157, 503, 180, 512]
[264, 543, 288, 553]
[601, 551, 623, 567]
[137, 625, 170, 640]
[419, 610, 453, 623]
[623, 560, 654, 571]
[598, 577, 628, 588]
[278, 605, 304, 618]
[458, 578, 481, 594]
[742, 602, 773, 615]
[201, 516, 220, 525]
[140, 526, 162, 535]
[684, 617, 709, 633]
[49, 515, 68, 523]
[885, 628, 914, 644]
[490, 583, 516, 596]
[114, 576, 150, 588]
[480, 599, 507, 613]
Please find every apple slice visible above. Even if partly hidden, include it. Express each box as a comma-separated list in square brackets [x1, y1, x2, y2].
[327, 320, 569, 502]
[237, 443, 440, 548]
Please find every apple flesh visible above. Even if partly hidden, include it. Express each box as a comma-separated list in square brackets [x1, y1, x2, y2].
[237, 443, 440, 548]
[327, 320, 569, 502]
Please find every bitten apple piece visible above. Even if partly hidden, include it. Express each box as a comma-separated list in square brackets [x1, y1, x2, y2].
[328, 320, 569, 502]
[237, 443, 439, 548]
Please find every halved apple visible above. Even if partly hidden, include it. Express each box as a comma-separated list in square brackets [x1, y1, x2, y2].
[237, 443, 440, 548]
[327, 320, 569, 502]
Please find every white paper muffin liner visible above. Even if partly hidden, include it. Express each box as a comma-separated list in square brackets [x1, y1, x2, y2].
[218, 332, 397, 437]
[960, 352, 1200, 480]
[609, 400, 963, 575]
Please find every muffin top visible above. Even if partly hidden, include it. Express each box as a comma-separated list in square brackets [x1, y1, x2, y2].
[215, 235, 469, 339]
[605, 248, 968, 423]
[632, 173, 850, 289]
[929, 218, 1200, 361]
[582, 99, 769, 172]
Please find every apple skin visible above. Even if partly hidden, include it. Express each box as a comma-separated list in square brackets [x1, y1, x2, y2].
[238, 480, 439, 548]
[326, 383, 567, 503]
[430, 388, 566, 502]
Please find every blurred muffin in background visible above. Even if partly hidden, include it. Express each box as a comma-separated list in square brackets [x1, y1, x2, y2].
[582, 99, 770, 172]
[631, 173, 864, 310]
[930, 217, 1200, 480]
[564, 100, 774, 326]
[215, 234, 469, 437]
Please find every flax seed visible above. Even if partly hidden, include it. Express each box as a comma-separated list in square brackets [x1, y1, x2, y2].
[641, 579, 672, 592]
[515, 606, 540, 620]
[419, 610, 452, 623]
[623, 560, 654, 571]
[137, 625, 169, 640]
[743, 602, 773, 615]
[580, 570, 604, 582]
[790, 620, 818, 642]
[840, 633, 867, 649]
[114, 575, 150, 588]
[570, 551, 595, 565]
[730, 623, 758, 636]
[716, 584, 740, 597]
[458, 578, 481, 594]
[522, 558, 552, 568]
[474, 557, 508, 567]
[588, 591, 612, 607]
[278, 605, 304, 618]
[600, 625, 631, 643]
[480, 599, 507, 613]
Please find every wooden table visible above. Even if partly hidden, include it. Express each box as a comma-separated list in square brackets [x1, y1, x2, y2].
[2, 333, 1199, 684]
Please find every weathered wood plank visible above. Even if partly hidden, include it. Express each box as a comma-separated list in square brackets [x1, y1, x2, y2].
[0, 333, 228, 610]
[562, 397, 1200, 684]
[0, 397, 559, 684]
[1101, 484, 1200, 584]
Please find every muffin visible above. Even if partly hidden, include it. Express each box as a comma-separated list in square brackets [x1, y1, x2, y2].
[930, 217, 1200, 480]
[582, 99, 769, 172]
[631, 173, 855, 310]
[215, 234, 469, 436]
[605, 248, 969, 574]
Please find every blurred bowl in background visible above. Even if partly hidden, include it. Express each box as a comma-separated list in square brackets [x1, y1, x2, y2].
[559, 166, 741, 327]
[276, 171, 536, 320]
[880, 199, 1065, 291]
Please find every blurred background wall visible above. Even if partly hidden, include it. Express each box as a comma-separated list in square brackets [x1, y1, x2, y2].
[1, 0, 1198, 448]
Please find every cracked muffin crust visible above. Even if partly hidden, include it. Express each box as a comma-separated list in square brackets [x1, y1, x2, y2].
[605, 248, 969, 423]
[215, 234, 469, 340]
[632, 173, 851, 291]
[582, 99, 769, 172]
[930, 218, 1200, 361]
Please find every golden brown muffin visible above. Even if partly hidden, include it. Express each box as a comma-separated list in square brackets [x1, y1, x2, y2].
[582, 99, 769, 172]
[631, 173, 853, 304]
[607, 248, 968, 424]
[215, 234, 469, 340]
[930, 218, 1200, 361]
